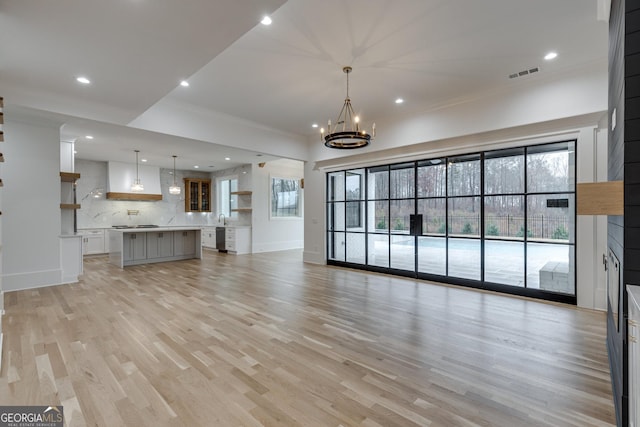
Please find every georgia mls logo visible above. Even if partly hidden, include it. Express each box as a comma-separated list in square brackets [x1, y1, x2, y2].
[0, 405, 64, 427]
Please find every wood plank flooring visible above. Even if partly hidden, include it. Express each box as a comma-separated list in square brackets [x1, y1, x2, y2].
[0, 249, 615, 426]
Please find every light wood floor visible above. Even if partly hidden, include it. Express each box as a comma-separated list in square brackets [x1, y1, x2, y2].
[1, 249, 615, 426]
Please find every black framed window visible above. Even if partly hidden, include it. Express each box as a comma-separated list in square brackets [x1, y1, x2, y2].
[325, 140, 577, 304]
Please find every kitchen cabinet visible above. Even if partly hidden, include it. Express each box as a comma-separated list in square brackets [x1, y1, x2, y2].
[79, 229, 105, 255]
[201, 227, 217, 248]
[184, 178, 211, 212]
[629, 285, 640, 427]
[147, 231, 174, 259]
[123, 233, 146, 262]
[174, 230, 196, 256]
[224, 227, 251, 254]
[108, 228, 201, 268]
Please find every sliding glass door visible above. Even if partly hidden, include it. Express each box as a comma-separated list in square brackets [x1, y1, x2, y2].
[326, 141, 576, 303]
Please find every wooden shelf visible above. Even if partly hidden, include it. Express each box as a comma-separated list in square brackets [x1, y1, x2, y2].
[60, 203, 81, 210]
[231, 208, 252, 212]
[60, 172, 80, 182]
[106, 192, 163, 201]
[230, 191, 252, 195]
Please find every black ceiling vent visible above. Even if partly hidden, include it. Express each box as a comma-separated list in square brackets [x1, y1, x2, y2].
[509, 67, 540, 79]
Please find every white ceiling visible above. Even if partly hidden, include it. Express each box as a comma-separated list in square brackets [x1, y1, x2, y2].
[0, 0, 608, 170]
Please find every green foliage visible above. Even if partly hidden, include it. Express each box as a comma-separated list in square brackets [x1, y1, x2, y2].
[516, 225, 533, 238]
[486, 223, 499, 236]
[462, 222, 473, 234]
[437, 223, 446, 234]
[376, 218, 387, 230]
[552, 225, 569, 240]
[394, 218, 405, 230]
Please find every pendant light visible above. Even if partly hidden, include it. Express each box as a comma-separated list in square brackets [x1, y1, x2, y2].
[131, 150, 144, 192]
[169, 155, 181, 195]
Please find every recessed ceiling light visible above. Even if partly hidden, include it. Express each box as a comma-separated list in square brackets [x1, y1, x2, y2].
[225, 157, 231, 161]
[395, 98, 404, 104]
[544, 52, 558, 61]
[73, 150, 78, 154]
[76, 76, 91, 84]
[85, 135, 94, 140]
[180, 80, 189, 87]
[261, 16, 272, 25]
[194, 165, 199, 169]
[312, 123, 318, 128]
[141, 158, 147, 162]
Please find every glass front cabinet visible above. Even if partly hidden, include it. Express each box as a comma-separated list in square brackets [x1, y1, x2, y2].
[184, 178, 211, 212]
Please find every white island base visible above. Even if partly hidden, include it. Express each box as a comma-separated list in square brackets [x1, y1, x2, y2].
[108, 227, 202, 268]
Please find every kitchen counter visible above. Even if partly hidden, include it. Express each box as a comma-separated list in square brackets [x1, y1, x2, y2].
[108, 227, 202, 268]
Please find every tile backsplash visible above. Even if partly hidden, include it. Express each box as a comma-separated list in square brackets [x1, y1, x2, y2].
[75, 159, 220, 229]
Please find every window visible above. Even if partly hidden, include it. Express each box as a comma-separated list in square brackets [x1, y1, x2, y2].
[271, 177, 301, 217]
[326, 140, 576, 304]
[218, 177, 238, 217]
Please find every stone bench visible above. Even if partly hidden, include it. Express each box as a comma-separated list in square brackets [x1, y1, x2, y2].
[539, 261, 571, 293]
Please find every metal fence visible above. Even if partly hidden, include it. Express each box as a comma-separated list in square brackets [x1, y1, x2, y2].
[378, 214, 570, 240]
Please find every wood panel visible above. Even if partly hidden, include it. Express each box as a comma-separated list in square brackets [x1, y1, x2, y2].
[59, 203, 81, 210]
[576, 181, 624, 215]
[59, 172, 80, 182]
[106, 192, 162, 201]
[0, 250, 615, 426]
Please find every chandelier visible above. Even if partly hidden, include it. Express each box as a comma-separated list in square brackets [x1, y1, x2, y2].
[321, 66, 375, 149]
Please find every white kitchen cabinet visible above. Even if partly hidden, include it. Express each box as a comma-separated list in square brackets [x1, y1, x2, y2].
[201, 227, 217, 249]
[147, 231, 174, 259]
[629, 285, 640, 427]
[123, 233, 146, 262]
[225, 227, 251, 254]
[174, 230, 196, 257]
[78, 228, 105, 255]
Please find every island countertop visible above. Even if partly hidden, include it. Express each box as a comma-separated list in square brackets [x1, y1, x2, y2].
[108, 227, 202, 268]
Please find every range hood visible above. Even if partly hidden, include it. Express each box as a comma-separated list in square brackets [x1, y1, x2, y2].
[106, 161, 162, 201]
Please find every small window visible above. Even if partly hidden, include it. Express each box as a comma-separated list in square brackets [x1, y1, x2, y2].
[271, 177, 301, 218]
[218, 177, 238, 217]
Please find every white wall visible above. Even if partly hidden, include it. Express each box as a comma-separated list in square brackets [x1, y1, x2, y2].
[251, 159, 304, 253]
[303, 64, 610, 310]
[76, 159, 215, 228]
[107, 161, 162, 194]
[2, 114, 64, 291]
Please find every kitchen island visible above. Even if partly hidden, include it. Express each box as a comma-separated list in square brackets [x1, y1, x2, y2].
[108, 227, 202, 268]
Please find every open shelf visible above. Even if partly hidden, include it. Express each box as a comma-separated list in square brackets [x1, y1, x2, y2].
[230, 191, 252, 195]
[60, 172, 80, 182]
[60, 203, 81, 210]
[231, 208, 252, 212]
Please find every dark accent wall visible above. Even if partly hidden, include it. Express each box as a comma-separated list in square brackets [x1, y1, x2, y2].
[608, 1, 640, 425]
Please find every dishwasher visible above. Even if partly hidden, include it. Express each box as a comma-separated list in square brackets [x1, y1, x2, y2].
[216, 227, 227, 253]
